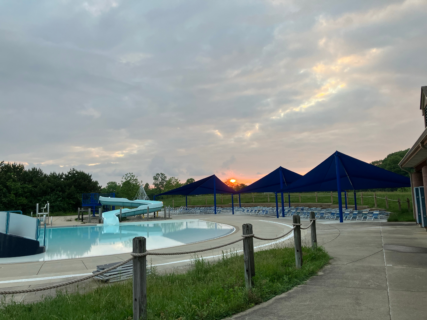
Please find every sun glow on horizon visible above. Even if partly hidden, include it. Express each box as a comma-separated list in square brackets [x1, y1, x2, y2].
[229, 179, 236, 183]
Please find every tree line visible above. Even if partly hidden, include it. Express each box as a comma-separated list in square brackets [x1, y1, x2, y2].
[0, 161, 199, 214]
[370, 149, 409, 177]
[101, 173, 196, 200]
[0, 161, 101, 214]
[0, 149, 409, 214]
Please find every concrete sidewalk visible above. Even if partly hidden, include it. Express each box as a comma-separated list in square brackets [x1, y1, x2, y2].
[231, 221, 427, 320]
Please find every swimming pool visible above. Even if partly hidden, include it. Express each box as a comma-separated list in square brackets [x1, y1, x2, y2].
[0, 219, 235, 263]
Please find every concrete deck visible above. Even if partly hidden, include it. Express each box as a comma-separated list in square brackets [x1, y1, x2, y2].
[1, 215, 426, 320]
[231, 220, 427, 320]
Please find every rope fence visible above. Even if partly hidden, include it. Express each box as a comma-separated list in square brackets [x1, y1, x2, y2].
[1, 214, 318, 320]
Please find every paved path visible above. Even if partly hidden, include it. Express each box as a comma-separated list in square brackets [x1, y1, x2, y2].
[231, 221, 427, 320]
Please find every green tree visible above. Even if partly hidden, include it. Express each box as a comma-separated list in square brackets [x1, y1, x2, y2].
[120, 173, 142, 200]
[153, 173, 167, 193]
[371, 149, 410, 177]
[0, 162, 101, 214]
[164, 177, 182, 192]
[234, 183, 247, 192]
[184, 178, 195, 185]
[102, 181, 121, 195]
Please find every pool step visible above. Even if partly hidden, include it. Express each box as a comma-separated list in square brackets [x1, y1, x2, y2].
[93, 260, 150, 283]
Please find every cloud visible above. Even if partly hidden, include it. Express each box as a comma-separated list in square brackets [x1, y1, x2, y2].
[221, 155, 236, 169]
[0, 0, 425, 186]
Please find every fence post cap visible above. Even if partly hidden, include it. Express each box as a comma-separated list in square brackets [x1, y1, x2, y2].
[292, 215, 300, 224]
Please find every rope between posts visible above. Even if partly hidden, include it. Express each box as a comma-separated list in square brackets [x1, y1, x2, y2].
[132, 237, 244, 257]
[1, 221, 314, 295]
[242, 227, 295, 241]
[300, 220, 314, 230]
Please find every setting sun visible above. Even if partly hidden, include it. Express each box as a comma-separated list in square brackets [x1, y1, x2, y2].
[229, 179, 236, 183]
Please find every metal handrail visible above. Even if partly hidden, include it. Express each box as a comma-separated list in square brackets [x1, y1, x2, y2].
[6, 210, 23, 215]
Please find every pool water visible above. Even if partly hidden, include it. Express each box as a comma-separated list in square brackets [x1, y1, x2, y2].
[0, 220, 235, 263]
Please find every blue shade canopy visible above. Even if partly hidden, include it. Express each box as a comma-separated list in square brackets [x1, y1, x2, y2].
[239, 167, 302, 194]
[155, 175, 235, 197]
[280, 151, 410, 193]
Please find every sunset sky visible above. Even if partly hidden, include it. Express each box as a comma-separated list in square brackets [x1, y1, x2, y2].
[0, 0, 426, 186]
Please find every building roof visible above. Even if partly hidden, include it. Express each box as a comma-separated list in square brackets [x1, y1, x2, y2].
[399, 126, 427, 169]
[400, 86, 427, 169]
[420, 86, 427, 111]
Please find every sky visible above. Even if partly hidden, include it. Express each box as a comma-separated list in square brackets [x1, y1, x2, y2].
[0, 0, 426, 186]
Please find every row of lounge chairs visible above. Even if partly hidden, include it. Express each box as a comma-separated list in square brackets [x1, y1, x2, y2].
[167, 205, 389, 221]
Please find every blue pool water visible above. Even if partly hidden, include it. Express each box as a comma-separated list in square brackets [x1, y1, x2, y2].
[0, 220, 235, 263]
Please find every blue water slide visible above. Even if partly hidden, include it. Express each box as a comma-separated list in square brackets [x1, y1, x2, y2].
[99, 197, 164, 225]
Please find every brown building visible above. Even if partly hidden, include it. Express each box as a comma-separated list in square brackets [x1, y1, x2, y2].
[399, 86, 427, 227]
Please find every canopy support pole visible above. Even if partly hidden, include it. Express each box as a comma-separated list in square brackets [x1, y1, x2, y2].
[231, 194, 234, 215]
[214, 179, 217, 215]
[345, 191, 348, 209]
[281, 192, 285, 217]
[239, 194, 241, 208]
[275, 193, 279, 218]
[335, 152, 343, 223]
[186, 196, 187, 208]
[288, 193, 291, 208]
[354, 191, 357, 210]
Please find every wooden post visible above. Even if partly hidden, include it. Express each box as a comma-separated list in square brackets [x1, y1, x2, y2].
[407, 198, 410, 210]
[315, 192, 318, 203]
[293, 215, 302, 268]
[242, 224, 255, 290]
[331, 191, 333, 204]
[385, 196, 389, 209]
[133, 237, 147, 320]
[99, 207, 103, 223]
[374, 192, 377, 208]
[310, 212, 317, 250]
[361, 192, 363, 205]
[398, 198, 401, 211]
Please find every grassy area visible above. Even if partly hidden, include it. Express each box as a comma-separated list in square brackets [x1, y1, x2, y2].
[387, 208, 416, 222]
[0, 246, 329, 320]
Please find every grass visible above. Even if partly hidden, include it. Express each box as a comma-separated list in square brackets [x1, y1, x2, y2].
[387, 208, 416, 222]
[0, 246, 329, 320]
